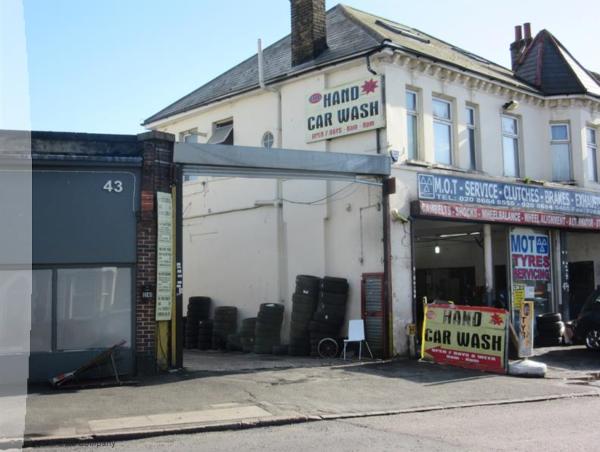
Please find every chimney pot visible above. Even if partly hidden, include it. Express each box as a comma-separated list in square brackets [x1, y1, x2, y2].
[514, 25, 523, 42]
[523, 23, 532, 40]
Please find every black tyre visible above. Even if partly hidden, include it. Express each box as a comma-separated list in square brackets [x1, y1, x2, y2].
[292, 292, 318, 305]
[292, 294, 317, 309]
[295, 275, 321, 298]
[318, 292, 347, 307]
[291, 310, 313, 324]
[272, 344, 289, 355]
[585, 329, 600, 350]
[537, 321, 565, 336]
[535, 336, 562, 347]
[537, 312, 562, 325]
[320, 277, 349, 295]
[317, 337, 339, 358]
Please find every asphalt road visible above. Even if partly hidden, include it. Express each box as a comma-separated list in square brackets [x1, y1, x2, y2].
[26, 396, 600, 452]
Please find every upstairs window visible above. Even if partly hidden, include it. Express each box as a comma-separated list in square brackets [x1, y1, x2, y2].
[433, 98, 453, 165]
[207, 119, 234, 145]
[406, 90, 419, 160]
[550, 123, 572, 182]
[466, 106, 477, 170]
[180, 128, 199, 143]
[502, 115, 520, 177]
[587, 128, 598, 182]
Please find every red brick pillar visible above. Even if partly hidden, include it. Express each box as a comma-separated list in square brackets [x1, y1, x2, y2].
[135, 131, 175, 374]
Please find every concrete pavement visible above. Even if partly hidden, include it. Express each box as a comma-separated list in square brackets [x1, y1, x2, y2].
[24, 395, 600, 451]
[16, 347, 600, 447]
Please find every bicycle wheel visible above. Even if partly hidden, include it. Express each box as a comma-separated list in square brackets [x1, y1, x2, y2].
[317, 337, 339, 359]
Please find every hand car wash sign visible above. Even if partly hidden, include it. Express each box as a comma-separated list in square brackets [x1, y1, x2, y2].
[305, 76, 385, 143]
[421, 305, 508, 373]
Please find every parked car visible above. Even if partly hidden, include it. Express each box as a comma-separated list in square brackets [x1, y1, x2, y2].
[573, 288, 600, 350]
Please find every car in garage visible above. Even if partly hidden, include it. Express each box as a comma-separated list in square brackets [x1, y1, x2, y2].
[573, 287, 600, 350]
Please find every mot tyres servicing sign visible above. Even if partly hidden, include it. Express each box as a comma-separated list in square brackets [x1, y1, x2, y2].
[510, 229, 551, 282]
[305, 76, 385, 143]
[421, 304, 508, 374]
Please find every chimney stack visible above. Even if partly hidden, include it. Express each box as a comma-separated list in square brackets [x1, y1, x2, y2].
[291, 0, 328, 67]
[510, 23, 533, 70]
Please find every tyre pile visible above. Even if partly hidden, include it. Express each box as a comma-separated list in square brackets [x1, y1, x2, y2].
[289, 275, 321, 356]
[212, 306, 238, 350]
[197, 320, 213, 350]
[254, 303, 284, 354]
[535, 312, 564, 347]
[309, 277, 349, 357]
[184, 296, 211, 349]
[239, 317, 257, 353]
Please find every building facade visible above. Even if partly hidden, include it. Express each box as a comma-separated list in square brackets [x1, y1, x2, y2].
[144, 1, 600, 356]
[0, 130, 177, 381]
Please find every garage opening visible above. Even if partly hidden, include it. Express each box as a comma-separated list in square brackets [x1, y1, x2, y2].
[413, 219, 510, 334]
[173, 143, 391, 369]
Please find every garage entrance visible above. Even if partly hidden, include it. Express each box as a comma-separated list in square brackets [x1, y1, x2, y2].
[171, 142, 391, 367]
[412, 219, 510, 334]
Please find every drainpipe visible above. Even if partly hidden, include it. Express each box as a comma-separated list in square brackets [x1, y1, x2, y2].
[483, 224, 494, 306]
[258, 39, 287, 305]
[258, 39, 282, 148]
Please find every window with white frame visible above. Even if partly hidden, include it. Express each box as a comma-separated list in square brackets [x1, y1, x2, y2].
[433, 98, 453, 165]
[466, 105, 477, 170]
[550, 123, 572, 182]
[501, 115, 520, 177]
[588, 128, 598, 182]
[406, 90, 419, 160]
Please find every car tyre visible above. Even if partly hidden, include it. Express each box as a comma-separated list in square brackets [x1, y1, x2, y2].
[585, 329, 600, 350]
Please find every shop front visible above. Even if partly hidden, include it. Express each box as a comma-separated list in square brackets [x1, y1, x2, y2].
[410, 172, 600, 339]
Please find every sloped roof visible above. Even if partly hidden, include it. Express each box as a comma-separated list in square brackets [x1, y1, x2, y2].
[144, 5, 380, 125]
[145, 5, 599, 126]
[514, 30, 600, 97]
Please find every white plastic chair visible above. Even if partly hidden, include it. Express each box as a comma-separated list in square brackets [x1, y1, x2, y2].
[343, 319, 374, 360]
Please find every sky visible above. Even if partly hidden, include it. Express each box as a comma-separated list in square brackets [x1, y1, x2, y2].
[19, 0, 600, 135]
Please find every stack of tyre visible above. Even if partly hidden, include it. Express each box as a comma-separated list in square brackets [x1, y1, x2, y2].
[212, 306, 238, 350]
[254, 303, 284, 354]
[535, 312, 564, 347]
[197, 320, 213, 350]
[289, 275, 321, 356]
[309, 277, 349, 357]
[184, 296, 211, 349]
[239, 317, 257, 353]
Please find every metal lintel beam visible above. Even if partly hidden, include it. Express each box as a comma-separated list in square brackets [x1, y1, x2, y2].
[174, 142, 391, 178]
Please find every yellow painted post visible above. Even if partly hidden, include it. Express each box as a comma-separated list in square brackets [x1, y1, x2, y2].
[170, 186, 177, 366]
[156, 322, 169, 371]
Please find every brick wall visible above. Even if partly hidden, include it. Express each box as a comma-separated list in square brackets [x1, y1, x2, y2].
[291, 0, 327, 67]
[135, 131, 175, 374]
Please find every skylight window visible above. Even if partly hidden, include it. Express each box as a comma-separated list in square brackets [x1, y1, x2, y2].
[375, 20, 430, 44]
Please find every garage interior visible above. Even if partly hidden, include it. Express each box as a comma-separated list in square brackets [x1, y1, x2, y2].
[174, 142, 391, 366]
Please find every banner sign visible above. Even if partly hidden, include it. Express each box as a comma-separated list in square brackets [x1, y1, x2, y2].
[509, 229, 551, 282]
[421, 304, 508, 374]
[155, 192, 173, 321]
[519, 301, 534, 358]
[411, 200, 600, 230]
[305, 76, 385, 143]
[417, 173, 600, 217]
